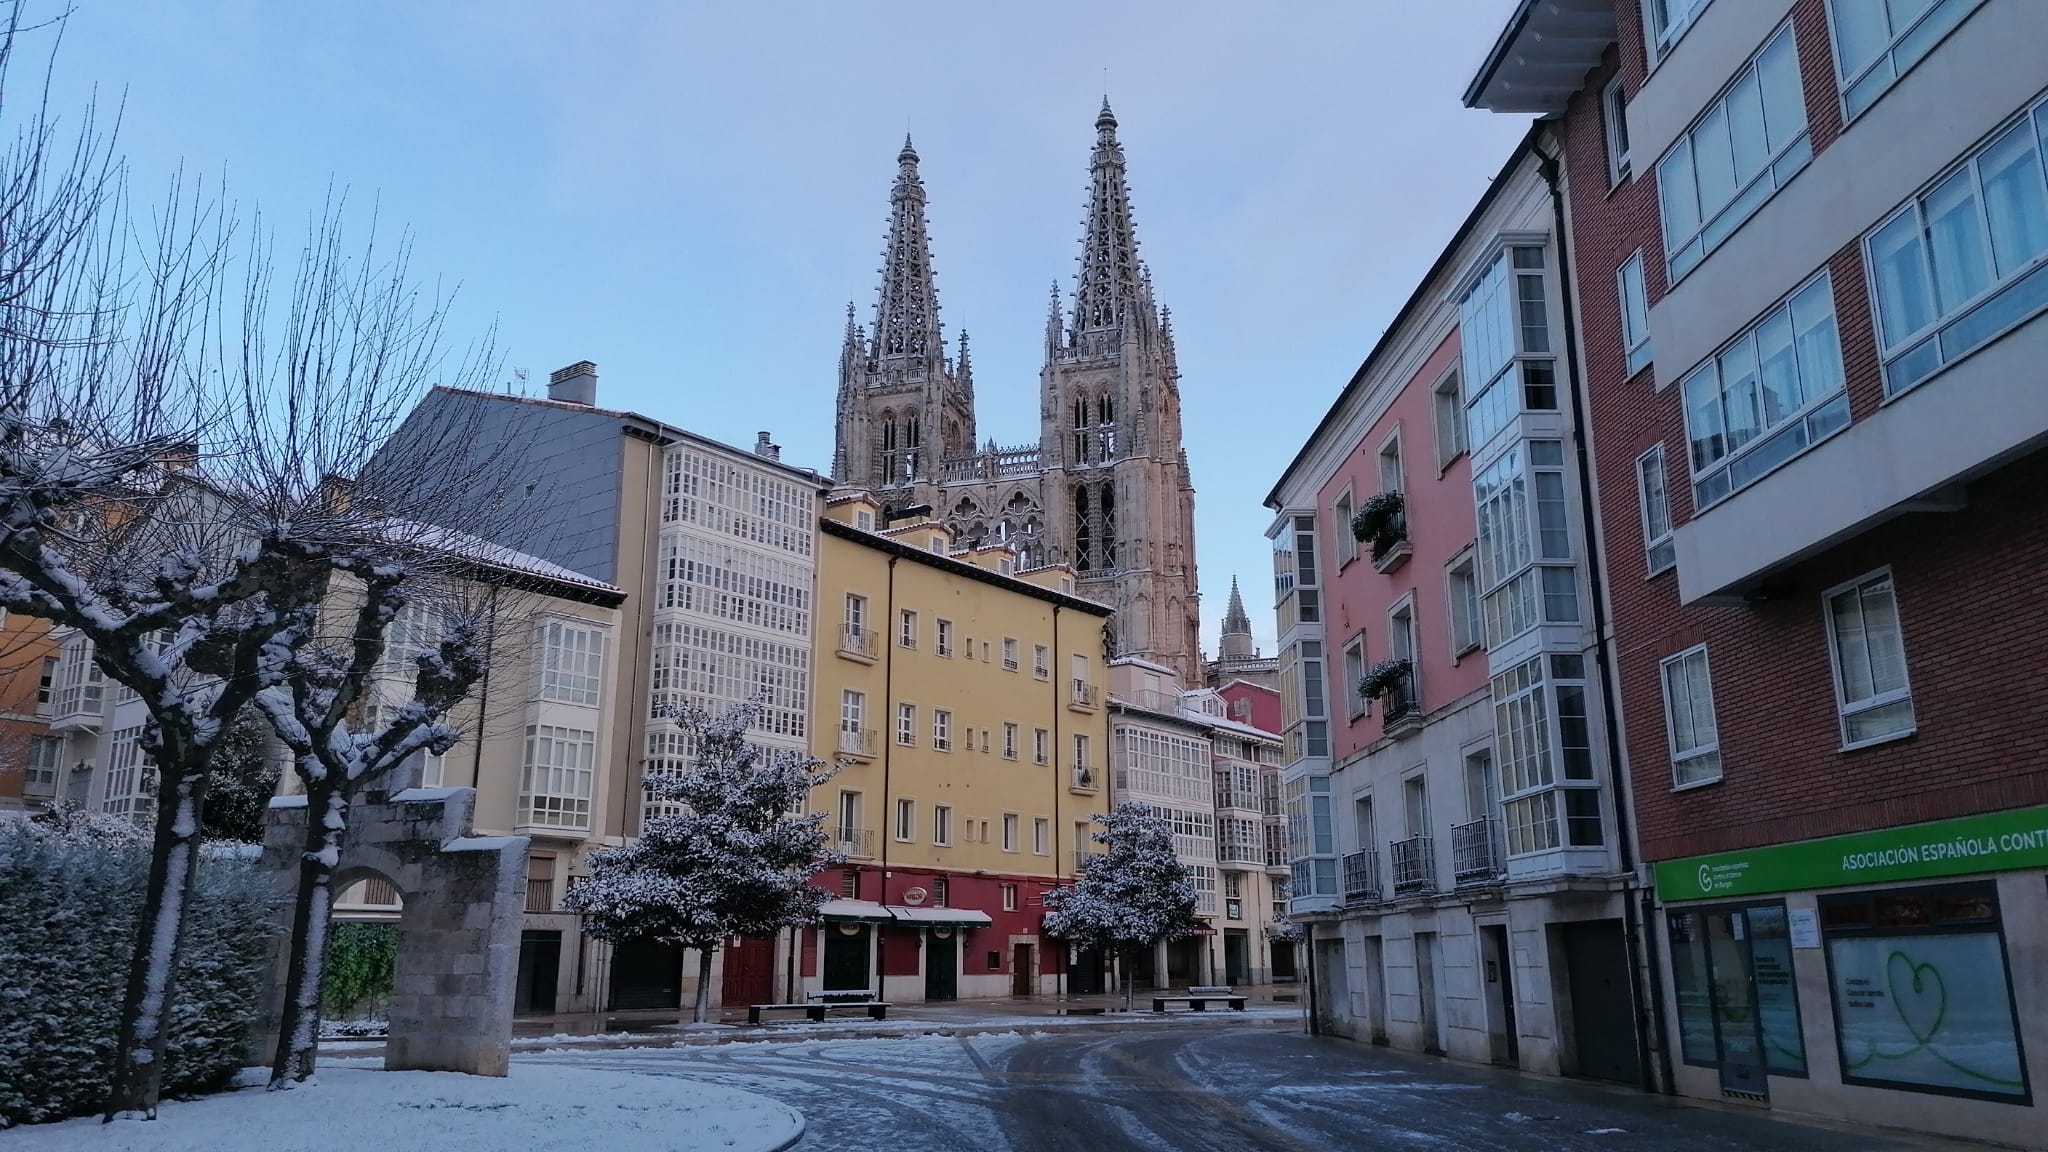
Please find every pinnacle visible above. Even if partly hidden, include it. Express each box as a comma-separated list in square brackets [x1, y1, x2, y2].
[1096, 96, 1117, 132]
[899, 133, 918, 165]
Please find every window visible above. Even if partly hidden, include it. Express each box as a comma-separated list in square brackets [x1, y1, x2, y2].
[36, 656, 55, 708]
[1603, 75, 1632, 183]
[1474, 440, 1575, 649]
[933, 804, 952, 845]
[52, 635, 104, 719]
[933, 876, 949, 906]
[1460, 246, 1556, 453]
[1637, 445, 1677, 576]
[1647, 0, 1715, 60]
[1032, 644, 1050, 679]
[26, 736, 61, 790]
[1825, 570, 1916, 746]
[1002, 637, 1019, 671]
[1446, 553, 1482, 656]
[844, 593, 867, 638]
[1033, 817, 1049, 856]
[1002, 813, 1019, 852]
[1866, 95, 2048, 398]
[1072, 733, 1090, 770]
[1333, 489, 1356, 566]
[1002, 883, 1018, 912]
[935, 619, 953, 657]
[101, 726, 154, 822]
[1431, 371, 1465, 468]
[1819, 882, 2024, 1100]
[1033, 727, 1050, 765]
[837, 790, 862, 843]
[897, 702, 916, 746]
[895, 798, 914, 841]
[1830, 0, 1985, 120]
[1660, 646, 1722, 786]
[855, 508, 874, 530]
[1343, 636, 1367, 720]
[520, 724, 596, 829]
[1681, 272, 1848, 510]
[899, 609, 918, 649]
[1668, 904, 1808, 1082]
[841, 869, 859, 898]
[1002, 722, 1019, 760]
[1272, 513, 1321, 630]
[1618, 251, 1653, 376]
[932, 709, 952, 751]
[1387, 601, 1418, 714]
[1377, 432, 1404, 495]
[540, 624, 603, 711]
[1658, 24, 1809, 281]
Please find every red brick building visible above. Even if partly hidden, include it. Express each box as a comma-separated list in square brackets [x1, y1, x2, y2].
[1470, 0, 2048, 1140]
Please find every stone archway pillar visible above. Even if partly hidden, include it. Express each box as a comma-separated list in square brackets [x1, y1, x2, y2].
[249, 786, 528, 1076]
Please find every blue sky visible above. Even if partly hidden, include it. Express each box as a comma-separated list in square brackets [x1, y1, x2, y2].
[48, 0, 1531, 655]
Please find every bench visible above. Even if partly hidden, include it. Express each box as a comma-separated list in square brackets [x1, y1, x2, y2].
[747, 1001, 891, 1025]
[1152, 985, 1249, 1013]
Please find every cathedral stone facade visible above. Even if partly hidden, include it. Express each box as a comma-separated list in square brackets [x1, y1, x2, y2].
[832, 102, 1201, 683]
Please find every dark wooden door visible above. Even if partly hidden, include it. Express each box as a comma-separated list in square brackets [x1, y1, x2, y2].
[1562, 920, 1642, 1085]
[516, 930, 561, 1015]
[722, 934, 776, 1007]
[823, 924, 870, 991]
[1010, 942, 1034, 997]
[925, 928, 958, 1001]
[608, 938, 682, 1011]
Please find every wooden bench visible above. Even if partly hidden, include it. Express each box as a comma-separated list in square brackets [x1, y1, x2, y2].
[747, 1001, 891, 1025]
[1152, 985, 1249, 1013]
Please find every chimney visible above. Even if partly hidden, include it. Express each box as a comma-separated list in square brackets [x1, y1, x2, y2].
[753, 431, 781, 462]
[548, 361, 598, 406]
[158, 441, 201, 473]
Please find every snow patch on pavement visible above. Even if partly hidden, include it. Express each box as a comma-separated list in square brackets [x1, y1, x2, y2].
[6, 1063, 802, 1152]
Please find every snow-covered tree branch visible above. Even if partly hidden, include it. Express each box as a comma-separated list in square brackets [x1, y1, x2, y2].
[1042, 802, 1204, 1010]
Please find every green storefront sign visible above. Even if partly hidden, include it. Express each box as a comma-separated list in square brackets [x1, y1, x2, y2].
[1654, 804, 2048, 902]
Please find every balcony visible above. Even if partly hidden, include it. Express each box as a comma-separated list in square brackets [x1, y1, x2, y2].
[1451, 816, 1506, 887]
[836, 628, 878, 664]
[1073, 849, 1103, 873]
[1380, 674, 1422, 740]
[1068, 680, 1098, 711]
[1371, 511, 1412, 574]
[1390, 836, 1436, 896]
[1070, 763, 1098, 792]
[836, 727, 878, 760]
[834, 829, 876, 859]
[1342, 850, 1380, 905]
[525, 878, 554, 913]
[1352, 492, 1410, 574]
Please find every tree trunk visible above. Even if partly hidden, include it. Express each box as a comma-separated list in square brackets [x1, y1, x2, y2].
[693, 946, 715, 1025]
[1123, 944, 1136, 1012]
[104, 770, 208, 1121]
[270, 783, 346, 1088]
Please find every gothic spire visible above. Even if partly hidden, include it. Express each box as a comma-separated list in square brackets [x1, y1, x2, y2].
[956, 329, 975, 404]
[873, 134, 943, 361]
[838, 301, 865, 382]
[1222, 576, 1251, 637]
[1044, 280, 1064, 353]
[1072, 98, 1143, 334]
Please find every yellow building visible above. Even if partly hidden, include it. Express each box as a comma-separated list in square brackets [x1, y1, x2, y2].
[797, 491, 1113, 1003]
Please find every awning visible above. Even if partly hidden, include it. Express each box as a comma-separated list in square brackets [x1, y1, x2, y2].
[886, 906, 994, 927]
[817, 899, 892, 922]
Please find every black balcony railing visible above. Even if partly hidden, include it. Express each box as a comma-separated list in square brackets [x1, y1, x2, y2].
[1342, 850, 1380, 904]
[1390, 835, 1436, 895]
[1452, 816, 1505, 886]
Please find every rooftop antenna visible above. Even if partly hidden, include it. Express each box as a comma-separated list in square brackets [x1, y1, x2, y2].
[509, 367, 528, 395]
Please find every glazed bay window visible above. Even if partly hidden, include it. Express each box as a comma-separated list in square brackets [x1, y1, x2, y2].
[1271, 514, 1321, 632]
[539, 620, 604, 706]
[1461, 245, 1557, 453]
[1637, 444, 1677, 576]
[1825, 570, 1916, 746]
[1661, 646, 1722, 786]
[1618, 251, 1653, 376]
[1681, 273, 1848, 510]
[520, 724, 595, 830]
[1830, 0, 1986, 120]
[1866, 95, 2048, 397]
[1474, 441, 1576, 649]
[1491, 654, 1602, 857]
[1658, 25, 1809, 281]
[1648, 0, 1714, 60]
[102, 726, 155, 823]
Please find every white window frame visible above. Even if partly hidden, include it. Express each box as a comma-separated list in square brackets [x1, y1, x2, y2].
[1002, 636, 1019, 671]
[1376, 428, 1405, 495]
[1656, 22, 1810, 283]
[933, 804, 953, 846]
[1445, 549, 1483, 657]
[26, 735, 61, 789]
[1002, 883, 1018, 912]
[540, 621, 605, 706]
[1431, 369, 1465, 470]
[896, 797, 915, 842]
[1637, 444, 1677, 577]
[1002, 812, 1019, 852]
[1032, 644, 1050, 679]
[936, 618, 954, 658]
[899, 609, 918, 649]
[1333, 485, 1357, 566]
[1827, 0, 1986, 122]
[1618, 250, 1653, 377]
[1659, 645, 1723, 789]
[1033, 727, 1050, 765]
[520, 723, 597, 830]
[1603, 74, 1632, 184]
[1646, 0, 1716, 62]
[1342, 634, 1368, 720]
[1002, 721, 1019, 760]
[1033, 817, 1050, 856]
[1822, 568, 1918, 749]
[897, 702, 916, 746]
[933, 708, 952, 752]
[840, 689, 864, 734]
[844, 593, 867, 636]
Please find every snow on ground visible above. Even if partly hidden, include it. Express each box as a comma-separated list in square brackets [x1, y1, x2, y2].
[511, 1004, 1299, 1050]
[6, 1063, 803, 1152]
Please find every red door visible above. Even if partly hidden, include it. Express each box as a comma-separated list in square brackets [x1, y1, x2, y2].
[722, 935, 777, 1007]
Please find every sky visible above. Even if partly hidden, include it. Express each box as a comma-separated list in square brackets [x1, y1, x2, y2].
[42, 0, 1533, 655]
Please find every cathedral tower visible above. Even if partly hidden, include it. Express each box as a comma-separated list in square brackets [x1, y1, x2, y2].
[829, 105, 1201, 683]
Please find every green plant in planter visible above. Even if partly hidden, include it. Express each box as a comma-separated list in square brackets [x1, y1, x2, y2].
[1357, 657, 1413, 701]
[1350, 490, 1406, 557]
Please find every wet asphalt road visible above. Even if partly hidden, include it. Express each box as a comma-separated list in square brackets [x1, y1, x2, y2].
[523, 1023, 1962, 1151]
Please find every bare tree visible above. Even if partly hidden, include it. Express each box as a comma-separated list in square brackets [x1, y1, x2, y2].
[0, 5, 513, 1114]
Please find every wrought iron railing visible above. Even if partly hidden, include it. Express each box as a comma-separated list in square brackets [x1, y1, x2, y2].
[837, 628, 877, 659]
[1390, 835, 1436, 895]
[1451, 816, 1505, 886]
[837, 727, 878, 758]
[835, 829, 876, 859]
[1342, 850, 1380, 904]
[1070, 680, 1098, 707]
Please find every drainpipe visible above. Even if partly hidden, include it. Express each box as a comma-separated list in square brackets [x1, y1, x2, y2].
[1304, 921, 1320, 1036]
[1051, 604, 1065, 1001]
[1536, 142, 1670, 1096]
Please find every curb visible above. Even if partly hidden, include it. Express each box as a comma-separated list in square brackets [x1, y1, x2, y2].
[515, 1013, 1301, 1053]
[762, 1111, 807, 1152]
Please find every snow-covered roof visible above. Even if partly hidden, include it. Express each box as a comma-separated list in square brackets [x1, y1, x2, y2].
[816, 899, 993, 926]
[380, 519, 624, 599]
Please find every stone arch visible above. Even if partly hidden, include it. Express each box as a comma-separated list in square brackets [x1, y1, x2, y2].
[251, 787, 528, 1076]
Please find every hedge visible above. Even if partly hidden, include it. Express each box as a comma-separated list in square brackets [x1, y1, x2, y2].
[0, 811, 277, 1127]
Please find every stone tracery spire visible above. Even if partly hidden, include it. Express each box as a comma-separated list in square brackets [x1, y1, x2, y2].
[873, 134, 943, 361]
[1219, 577, 1255, 660]
[1072, 98, 1143, 334]
[955, 329, 975, 404]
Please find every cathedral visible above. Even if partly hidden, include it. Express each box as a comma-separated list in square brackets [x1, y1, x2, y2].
[831, 101, 1202, 684]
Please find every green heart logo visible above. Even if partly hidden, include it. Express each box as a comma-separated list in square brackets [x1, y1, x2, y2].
[1885, 951, 1946, 1044]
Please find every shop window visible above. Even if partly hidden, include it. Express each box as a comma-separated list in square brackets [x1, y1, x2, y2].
[1666, 901, 1806, 1094]
[1819, 882, 2029, 1102]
